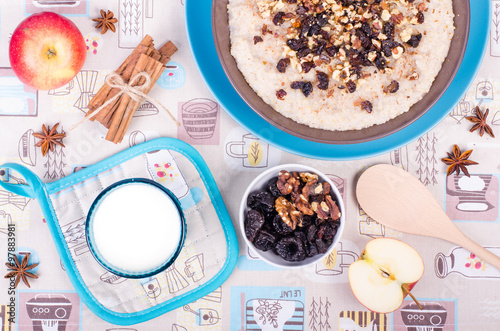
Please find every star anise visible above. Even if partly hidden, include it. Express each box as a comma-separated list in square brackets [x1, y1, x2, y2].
[92, 10, 118, 34]
[4, 253, 38, 288]
[33, 123, 66, 157]
[466, 106, 495, 138]
[441, 144, 478, 177]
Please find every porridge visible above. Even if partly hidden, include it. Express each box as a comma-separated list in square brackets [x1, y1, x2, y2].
[227, 0, 455, 131]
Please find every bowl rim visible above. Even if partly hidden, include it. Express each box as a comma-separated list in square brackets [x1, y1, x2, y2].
[239, 164, 345, 269]
[86, 178, 186, 279]
[213, 0, 470, 144]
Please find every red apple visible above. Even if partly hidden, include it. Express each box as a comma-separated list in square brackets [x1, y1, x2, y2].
[9, 12, 86, 90]
[348, 238, 424, 314]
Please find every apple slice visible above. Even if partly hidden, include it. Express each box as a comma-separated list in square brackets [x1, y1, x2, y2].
[348, 238, 424, 314]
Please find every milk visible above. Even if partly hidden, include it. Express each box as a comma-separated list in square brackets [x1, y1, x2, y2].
[90, 182, 182, 274]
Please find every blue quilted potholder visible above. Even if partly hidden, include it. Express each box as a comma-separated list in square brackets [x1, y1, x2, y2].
[0, 138, 239, 325]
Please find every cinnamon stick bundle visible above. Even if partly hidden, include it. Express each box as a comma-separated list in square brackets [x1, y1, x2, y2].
[86, 35, 178, 143]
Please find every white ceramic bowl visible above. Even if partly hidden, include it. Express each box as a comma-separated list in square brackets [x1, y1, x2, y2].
[239, 164, 345, 268]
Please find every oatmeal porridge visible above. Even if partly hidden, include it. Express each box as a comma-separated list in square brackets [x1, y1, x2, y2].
[227, 0, 455, 131]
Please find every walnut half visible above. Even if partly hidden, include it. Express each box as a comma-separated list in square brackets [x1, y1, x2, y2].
[275, 196, 301, 230]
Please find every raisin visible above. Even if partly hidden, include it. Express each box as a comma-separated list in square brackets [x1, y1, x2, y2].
[247, 191, 274, 213]
[273, 11, 285, 26]
[349, 66, 362, 79]
[315, 13, 327, 26]
[291, 81, 305, 89]
[315, 216, 325, 226]
[306, 242, 319, 257]
[322, 223, 337, 242]
[254, 229, 277, 251]
[287, 39, 301, 51]
[316, 71, 329, 90]
[264, 210, 278, 224]
[319, 29, 330, 41]
[276, 89, 287, 100]
[325, 45, 338, 57]
[245, 209, 265, 242]
[294, 230, 307, 243]
[286, 0, 298, 3]
[274, 236, 306, 262]
[313, 40, 326, 55]
[315, 238, 329, 254]
[382, 21, 395, 39]
[362, 22, 377, 39]
[276, 58, 290, 73]
[309, 24, 321, 36]
[247, 192, 258, 209]
[346, 80, 356, 93]
[381, 40, 394, 57]
[416, 11, 424, 24]
[307, 224, 317, 243]
[300, 25, 310, 38]
[301, 214, 314, 228]
[302, 15, 315, 27]
[302, 82, 313, 97]
[273, 214, 294, 235]
[297, 47, 311, 58]
[361, 100, 373, 113]
[374, 55, 386, 70]
[357, 30, 371, 49]
[258, 192, 275, 212]
[406, 33, 422, 48]
[253, 36, 263, 45]
[267, 177, 281, 198]
[385, 80, 399, 93]
[301, 61, 315, 73]
[317, 224, 325, 239]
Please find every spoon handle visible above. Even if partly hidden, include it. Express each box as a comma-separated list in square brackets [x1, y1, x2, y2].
[454, 232, 500, 271]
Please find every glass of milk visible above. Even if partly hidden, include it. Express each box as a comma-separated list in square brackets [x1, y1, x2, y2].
[86, 178, 186, 278]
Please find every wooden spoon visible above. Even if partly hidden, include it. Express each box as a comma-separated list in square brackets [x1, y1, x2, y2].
[356, 164, 500, 271]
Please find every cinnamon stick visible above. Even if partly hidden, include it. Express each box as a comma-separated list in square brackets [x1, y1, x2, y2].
[87, 35, 153, 119]
[84, 36, 178, 143]
[113, 57, 159, 141]
[158, 41, 178, 60]
[106, 53, 150, 141]
[113, 59, 164, 143]
[112, 42, 178, 143]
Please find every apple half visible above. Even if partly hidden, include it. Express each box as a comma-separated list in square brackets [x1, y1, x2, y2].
[348, 238, 424, 314]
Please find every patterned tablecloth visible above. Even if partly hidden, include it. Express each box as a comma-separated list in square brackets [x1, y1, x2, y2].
[1, 0, 500, 330]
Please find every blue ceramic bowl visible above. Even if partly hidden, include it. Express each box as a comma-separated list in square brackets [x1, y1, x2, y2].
[86, 178, 186, 279]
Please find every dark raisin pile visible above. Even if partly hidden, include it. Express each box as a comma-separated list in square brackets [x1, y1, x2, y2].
[244, 171, 341, 262]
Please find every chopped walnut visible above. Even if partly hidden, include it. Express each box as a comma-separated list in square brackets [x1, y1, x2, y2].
[325, 195, 341, 220]
[277, 170, 294, 195]
[291, 192, 314, 216]
[302, 178, 319, 198]
[408, 70, 419, 80]
[315, 201, 330, 220]
[300, 172, 319, 182]
[275, 196, 300, 230]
